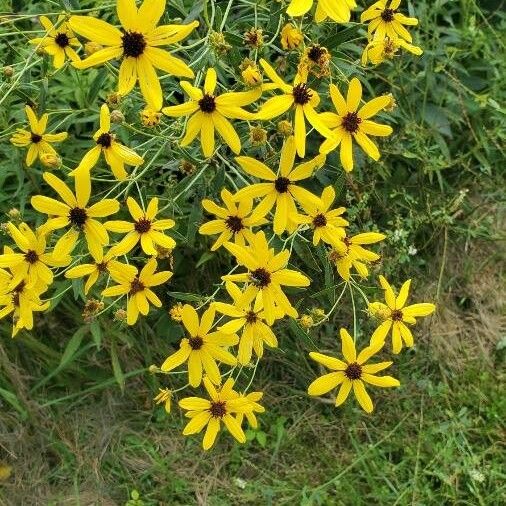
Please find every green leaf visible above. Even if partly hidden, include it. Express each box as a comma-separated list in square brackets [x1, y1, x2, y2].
[59, 326, 88, 368]
[111, 341, 125, 392]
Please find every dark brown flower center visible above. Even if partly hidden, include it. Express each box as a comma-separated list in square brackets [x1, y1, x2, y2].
[245, 310, 258, 324]
[199, 94, 216, 113]
[24, 250, 39, 264]
[391, 309, 403, 321]
[381, 9, 395, 22]
[122, 31, 146, 57]
[189, 336, 204, 350]
[209, 400, 227, 418]
[308, 45, 325, 62]
[134, 218, 151, 234]
[292, 83, 312, 105]
[225, 215, 244, 233]
[55, 32, 70, 48]
[313, 213, 327, 228]
[129, 277, 145, 294]
[250, 268, 271, 288]
[31, 133, 42, 143]
[345, 362, 362, 380]
[274, 176, 290, 193]
[96, 132, 112, 148]
[342, 112, 362, 133]
[69, 207, 88, 227]
[96, 261, 108, 272]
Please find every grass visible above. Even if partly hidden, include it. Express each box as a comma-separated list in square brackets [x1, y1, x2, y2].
[0, 0, 505, 504]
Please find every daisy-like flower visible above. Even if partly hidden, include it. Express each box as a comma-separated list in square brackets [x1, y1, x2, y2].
[287, 0, 356, 23]
[199, 189, 266, 251]
[0, 222, 73, 288]
[233, 136, 325, 235]
[10, 106, 68, 167]
[106, 197, 175, 256]
[74, 104, 144, 180]
[101, 257, 172, 325]
[369, 276, 435, 353]
[160, 304, 238, 387]
[31, 172, 120, 259]
[361, 36, 422, 66]
[153, 388, 172, 413]
[69, 0, 199, 110]
[320, 79, 393, 171]
[296, 186, 349, 248]
[223, 231, 310, 324]
[256, 60, 333, 157]
[213, 281, 279, 365]
[162, 68, 260, 158]
[308, 328, 400, 413]
[65, 248, 121, 295]
[361, 0, 419, 43]
[29, 15, 80, 69]
[329, 232, 386, 281]
[280, 23, 303, 50]
[178, 377, 257, 450]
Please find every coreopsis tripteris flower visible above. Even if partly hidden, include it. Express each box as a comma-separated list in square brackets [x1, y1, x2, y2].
[369, 276, 435, 353]
[65, 248, 120, 295]
[299, 44, 331, 78]
[361, 36, 422, 65]
[235, 391, 265, 429]
[361, 0, 419, 43]
[101, 257, 172, 325]
[10, 106, 68, 167]
[308, 328, 400, 413]
[153, 388, 172, 413]
[31, 172, 120, 259]
[29, 15, 80, 69]
[233, 136, 325, 235]
[287, 0, 356, 23]
[256, 60, 333, 157]
[198, 189, 266, 251]
[69, 0, 199, 110]
[74, 104, 144, 180]
[329, 232, 386, 281]
[160, 304, 238, 387]
[0, 223, 72, 288]
[296, 186, 348, 248]
[179, 377, 258, 450]
[280, 23, 303, 50]
[223, 231, 310, 324]
[162, 68, 260, 158]
[213, 281, 279, 365]
[106, 197, 175, 256]
[320, 78, 393, 171]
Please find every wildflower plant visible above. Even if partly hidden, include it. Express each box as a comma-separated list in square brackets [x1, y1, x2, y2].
[0, 0, 435, 452]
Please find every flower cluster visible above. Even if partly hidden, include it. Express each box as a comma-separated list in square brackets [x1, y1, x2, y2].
[2, 0, 434, 450]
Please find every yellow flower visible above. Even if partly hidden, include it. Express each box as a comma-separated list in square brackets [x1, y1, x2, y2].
[178, 376, 256, 450]
[31, 171, 120, 259]
[213, 281, 279, 365]
[0, 222, 72, 288]
[153, 388, 172, 413]
[308, 328, 400, 413]
[256, 60, 333, 157]
[234, 136, 324, 235]
[223, 230, 310, 324]
[160, 304, 238, 387]
[241, 63, 262, 87]
[361, 36, 422, 65]
[106, 197, 175, 257]
[169, 302, 184, 321]
[0, 272, 49, 337]
[235, 391, 265, 429]
[10, 105, 68, 167]
[361, 0, 419, 43]
[74, 104, 144, 180]
[320, 78, 393, 171]
[162, 68, 260, 158]
[29, 15, 80, 69]
[329, 232, 386, 281]
[369, 276, 435, 353]
[199, 189, 266, 251]
[287, 0, 356, 23]
[65, 248, 120, 295]
[300, 44, 331, 78]
[140, 107, 162, 127]
[69, 0, 199, 110]
[40, 152, 62, 169]
[101, 257, 172, 325]
[280, 23, 303, 50]
[296, 186, 348, 248]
